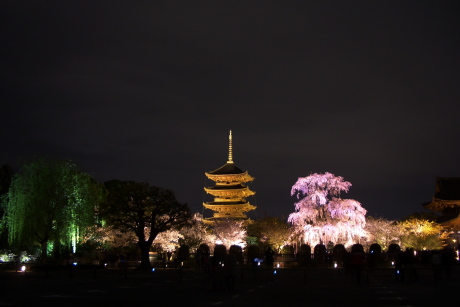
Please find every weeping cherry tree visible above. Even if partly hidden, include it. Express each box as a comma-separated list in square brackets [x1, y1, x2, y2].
[288, 172, 367, 248]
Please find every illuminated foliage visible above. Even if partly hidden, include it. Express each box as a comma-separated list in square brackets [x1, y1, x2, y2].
[83, 224, 137, 252]
[153, 229, 184, 253]
[288, 172, 367, 247]
[397, 218, 447, 250]
[248, 216, 291, 253]
[364, 216, 402, 251]
[211, 219, 247, 250]
[3, 158, 103, 261]
[178, 213, 210, 252]
[101, 180, 191, 268]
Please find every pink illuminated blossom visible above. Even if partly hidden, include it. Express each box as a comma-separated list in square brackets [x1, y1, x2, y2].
[288, 172, 367, 248]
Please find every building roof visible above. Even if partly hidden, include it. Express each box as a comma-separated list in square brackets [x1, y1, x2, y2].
[206, 163, 245, 175]
[434, 177, 460, 200]
[204, 181, 255, 198]
[424, 177, 460, 230]
[205, 183, 246, 190]
[204, 200, 249, 206]
[435, 208, 460, 224]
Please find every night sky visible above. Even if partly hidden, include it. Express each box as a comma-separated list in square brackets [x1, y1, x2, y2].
[2, 1, 460, 221]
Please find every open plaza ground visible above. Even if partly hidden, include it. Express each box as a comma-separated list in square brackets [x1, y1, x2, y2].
[0, 263, 459, 306]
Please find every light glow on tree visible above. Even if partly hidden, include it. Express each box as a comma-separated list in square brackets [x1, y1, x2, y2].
[4, 158, 103, 261]
[288, 172, 367, 248]
[178, 213, 210, 252]
[211, 219, 247, 250]
[248, 216, 291, 253]
[153, 229, 184, 253]
[364, 217, 401, 251]
[101, 180, 190, 269]
[398, 218, 447, 250]
[83, 224, 137, 252]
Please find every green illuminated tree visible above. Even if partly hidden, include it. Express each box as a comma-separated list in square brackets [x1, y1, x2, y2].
[101, 180, 191, 269]
[3, 158, 104, 262]
[0, 164, 14, 247]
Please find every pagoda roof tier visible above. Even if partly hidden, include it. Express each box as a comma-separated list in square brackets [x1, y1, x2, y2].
[204, 200, 246, 206]
[204, 186, 255, 198]
[206, 163, 254, 183]
[208, 183, 246, 189]
[203, 202, 256, 212]
[206, 171, 254, 183]
[207, 163, 245, 175]
[202, 216, 251, 224]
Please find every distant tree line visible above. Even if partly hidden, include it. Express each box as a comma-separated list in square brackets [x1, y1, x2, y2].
[0, 159, 450, 268]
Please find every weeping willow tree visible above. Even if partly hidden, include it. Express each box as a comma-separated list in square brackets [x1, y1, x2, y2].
[3, 158, 104, 262]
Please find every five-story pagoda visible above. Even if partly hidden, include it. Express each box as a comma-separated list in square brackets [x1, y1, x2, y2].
[203, 130, 256, 224]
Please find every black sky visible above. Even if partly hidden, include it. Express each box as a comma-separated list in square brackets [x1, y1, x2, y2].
[1, 1, 459, 221]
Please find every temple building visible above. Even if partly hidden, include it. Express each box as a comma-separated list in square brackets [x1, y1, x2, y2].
[424, 177, 460, 231]
[203, 130, 256, 224]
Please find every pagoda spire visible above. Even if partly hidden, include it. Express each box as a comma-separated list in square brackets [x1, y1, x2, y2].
[227, 130, 233, 163]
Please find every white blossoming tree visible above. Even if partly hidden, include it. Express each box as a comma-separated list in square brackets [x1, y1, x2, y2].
[364, 216, 401, 251]
[211, 219, 247, 250]
[84, 224, 137, 251]
[288, 172, 367, 248]
[153, 229, 184, 253]
[178, 213, 210, 252]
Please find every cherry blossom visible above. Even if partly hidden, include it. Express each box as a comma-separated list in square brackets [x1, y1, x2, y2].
[288, 172, 367, 248]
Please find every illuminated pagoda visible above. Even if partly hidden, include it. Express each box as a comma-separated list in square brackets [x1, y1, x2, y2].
[424, 177, 460, 231]
[203, 130, 256, 224]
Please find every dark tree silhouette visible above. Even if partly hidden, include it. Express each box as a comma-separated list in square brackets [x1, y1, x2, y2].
[102, 180, 191, 269]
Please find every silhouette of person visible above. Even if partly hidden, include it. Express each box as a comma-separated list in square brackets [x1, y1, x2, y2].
[265, 247, 275, 268]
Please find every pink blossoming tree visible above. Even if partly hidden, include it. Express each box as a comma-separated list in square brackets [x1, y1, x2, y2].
[288, 172, 367, 248]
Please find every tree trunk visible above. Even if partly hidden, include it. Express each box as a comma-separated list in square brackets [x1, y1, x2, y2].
[137, 241, 152, 269]
[40, 241, 47, 264]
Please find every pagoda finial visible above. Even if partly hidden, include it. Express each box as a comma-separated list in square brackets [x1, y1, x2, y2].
[227, 130, 233, 163]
